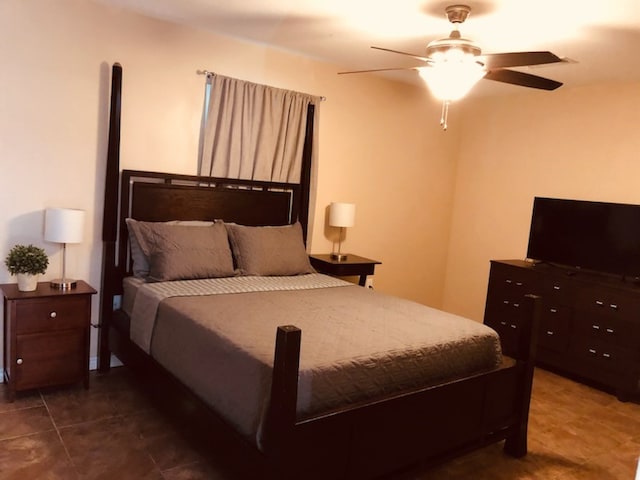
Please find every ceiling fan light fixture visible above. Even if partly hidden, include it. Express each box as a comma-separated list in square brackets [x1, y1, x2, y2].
[418, 50, 486, 101]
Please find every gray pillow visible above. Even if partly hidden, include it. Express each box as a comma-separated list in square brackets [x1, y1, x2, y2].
[127, 220, 234, 282]
[226, 222, 314, 276]
[126, 219, 215, 278]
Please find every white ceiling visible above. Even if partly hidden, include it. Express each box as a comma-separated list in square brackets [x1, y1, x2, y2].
[97, 0, 640, 96]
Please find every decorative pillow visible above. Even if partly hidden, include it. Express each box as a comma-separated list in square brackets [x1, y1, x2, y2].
[126, 219, 215, 278]
[225, 222, 315, 276]
[126, 220, 234, 281]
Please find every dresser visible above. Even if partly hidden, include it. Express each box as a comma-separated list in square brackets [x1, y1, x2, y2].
[1, 281, 96, 401]
[484, 259, 640, 400]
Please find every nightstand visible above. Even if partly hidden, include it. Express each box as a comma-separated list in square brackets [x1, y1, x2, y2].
[309, 254, 381, 286]
[1, 280, 97, 401]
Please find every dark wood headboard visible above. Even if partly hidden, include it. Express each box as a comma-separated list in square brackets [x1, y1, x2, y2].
[117, 169, 304, 276]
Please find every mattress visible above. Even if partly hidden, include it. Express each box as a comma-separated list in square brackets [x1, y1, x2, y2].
[122, 275, 502, 449]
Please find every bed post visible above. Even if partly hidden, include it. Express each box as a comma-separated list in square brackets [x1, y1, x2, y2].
[263, 325, 301, 476]
[504, 293, 541, 457]
[98, 63, 123, 373]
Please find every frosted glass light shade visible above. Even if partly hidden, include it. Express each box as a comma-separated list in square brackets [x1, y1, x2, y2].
[418, 50, 486, 101]
[44, 208, 85, 244]
[329, 202, 355, 228]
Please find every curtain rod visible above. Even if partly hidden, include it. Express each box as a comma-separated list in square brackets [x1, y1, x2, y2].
[196, 69, 326, 101]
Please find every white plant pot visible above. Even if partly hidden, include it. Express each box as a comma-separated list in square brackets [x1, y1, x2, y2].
[17, 273, 38, 292]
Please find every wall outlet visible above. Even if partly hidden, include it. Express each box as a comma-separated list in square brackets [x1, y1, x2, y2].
[364, 277, 374, 289]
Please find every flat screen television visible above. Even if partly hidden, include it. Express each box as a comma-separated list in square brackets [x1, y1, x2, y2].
[526, 197, 640, 277]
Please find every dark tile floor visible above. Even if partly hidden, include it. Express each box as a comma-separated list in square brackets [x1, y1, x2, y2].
[1, 367, 638, 479]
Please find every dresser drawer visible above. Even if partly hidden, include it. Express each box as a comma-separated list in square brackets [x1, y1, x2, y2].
[487, 263, 538, 299]
[541, 276, 575, 306]
[576, 287, 640, 322]
[569, 337, 638, 373]
[574, 311, 640, 349]
[15, 296, 89, 334]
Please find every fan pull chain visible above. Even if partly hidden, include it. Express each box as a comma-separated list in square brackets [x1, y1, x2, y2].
[440, 100, 450, 130]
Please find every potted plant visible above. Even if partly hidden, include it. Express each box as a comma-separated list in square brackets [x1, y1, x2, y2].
[4, 244, 49, 291]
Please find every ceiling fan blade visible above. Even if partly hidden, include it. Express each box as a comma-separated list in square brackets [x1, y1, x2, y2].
[480, 51, 563, 69]
[484, 69, 563, 90]
[338, 67, 418, 75]
[371, 46, 430, 63]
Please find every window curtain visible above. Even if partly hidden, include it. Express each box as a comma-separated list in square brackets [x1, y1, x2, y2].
[199, 74, 319, 183]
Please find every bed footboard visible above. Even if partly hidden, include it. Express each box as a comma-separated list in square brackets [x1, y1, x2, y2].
[264, 294, 542, 479]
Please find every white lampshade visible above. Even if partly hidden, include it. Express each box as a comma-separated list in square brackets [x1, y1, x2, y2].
[329, 202, 355, 228]
[45, 208, 85, 244]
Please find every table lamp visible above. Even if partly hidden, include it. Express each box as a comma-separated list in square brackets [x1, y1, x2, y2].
[329, 202, 355, 262]
[44, 208, 85, 289]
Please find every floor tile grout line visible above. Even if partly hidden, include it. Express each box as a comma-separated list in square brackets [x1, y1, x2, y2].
[0, 428, 58, 443]
[40, 389, 82, 477]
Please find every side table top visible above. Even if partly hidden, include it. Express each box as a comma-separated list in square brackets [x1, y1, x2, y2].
[310, 253, 381, 266]
[0, 280, 97, 300]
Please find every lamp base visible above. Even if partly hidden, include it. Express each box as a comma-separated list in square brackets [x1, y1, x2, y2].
[330, 253, 349, 262]
[50, 278, 77, 290]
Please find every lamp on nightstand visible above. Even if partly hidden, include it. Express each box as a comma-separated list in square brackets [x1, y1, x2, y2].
[44, 208, 85, 289]
[329, 202, 355, 262]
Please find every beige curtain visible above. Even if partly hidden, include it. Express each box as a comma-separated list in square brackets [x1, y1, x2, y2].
[200, 74, 318, 183]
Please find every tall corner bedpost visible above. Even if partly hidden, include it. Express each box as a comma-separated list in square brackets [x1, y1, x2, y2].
[98, 62, 123, 373]
[263, 325, 301, 472]
[504, 293, 542, 457]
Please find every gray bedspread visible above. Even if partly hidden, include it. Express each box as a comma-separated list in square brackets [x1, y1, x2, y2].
[137, 279, 502, 449]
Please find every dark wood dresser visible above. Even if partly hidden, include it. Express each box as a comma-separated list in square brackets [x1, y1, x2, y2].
[1, 280, 96, 401]
[484, 259, 640, 400]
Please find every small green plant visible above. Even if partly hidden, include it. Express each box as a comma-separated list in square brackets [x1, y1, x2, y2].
[4, 244, 49, 275]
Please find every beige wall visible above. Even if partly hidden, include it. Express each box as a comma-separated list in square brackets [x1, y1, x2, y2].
[0, 0, 456, 368]
[442, 82, 640, 321]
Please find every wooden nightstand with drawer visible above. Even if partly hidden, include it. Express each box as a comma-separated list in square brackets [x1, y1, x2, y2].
[1, 281, 97, 401]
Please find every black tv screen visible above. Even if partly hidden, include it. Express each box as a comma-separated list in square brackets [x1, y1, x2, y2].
[526, 197, 640, 277]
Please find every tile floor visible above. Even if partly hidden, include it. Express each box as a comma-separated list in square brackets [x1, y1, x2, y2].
[0, 367, 638, 479]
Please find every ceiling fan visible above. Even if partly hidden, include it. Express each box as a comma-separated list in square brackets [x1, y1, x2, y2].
[339, 4, 567, 128]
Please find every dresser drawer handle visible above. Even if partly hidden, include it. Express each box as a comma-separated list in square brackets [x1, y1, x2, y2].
[595, 300, 604, 307]
[553, 285, 561, 290]
[503, 300, 510, 305]
[609, 304, 618, 310]
[606, 328, 614, 334]
[549, 308, 558, 314]
[588, 348, 597, 355]
[16, 358, 23, 365]
[510, 324, 517, 329]
[500, 321, 507, 326]
[602, 352, 611, 359]
[512, 303, 520, 308]
[505, 279, 512, 284]
[592, 324, 600, 330]
[50, 311, 57, 319]
[546, 330, 554, 336]
[515, 282, 523, 286]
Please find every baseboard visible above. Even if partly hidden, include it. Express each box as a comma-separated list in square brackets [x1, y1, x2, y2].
[89, 354, 124, 371]
[1, 355, 123, 384]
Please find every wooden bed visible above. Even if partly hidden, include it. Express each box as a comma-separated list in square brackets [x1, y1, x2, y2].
[97, 64, 542, 479]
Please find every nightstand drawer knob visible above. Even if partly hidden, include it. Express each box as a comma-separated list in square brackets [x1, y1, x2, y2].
[50, 311, 57, 318]
[16, 358, 23, 365]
